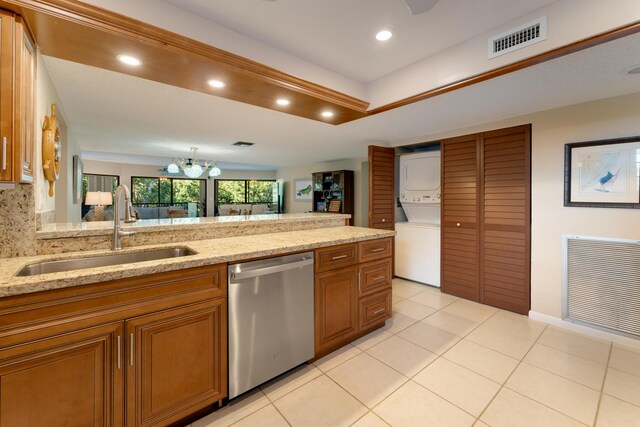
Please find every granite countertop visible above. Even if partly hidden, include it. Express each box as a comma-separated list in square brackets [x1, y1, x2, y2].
[0, 226, 394, 297]
[37, 212, 350, 239]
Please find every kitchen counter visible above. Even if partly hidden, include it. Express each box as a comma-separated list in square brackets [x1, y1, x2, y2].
[35, 212, 351, 255]
[37, 212, 350, 239]
[0, 226, 394, 297]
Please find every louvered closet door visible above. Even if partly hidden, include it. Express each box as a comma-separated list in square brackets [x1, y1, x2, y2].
[481, 125, 531, 314]
[368, 146, 395, 230]
[441, 134, 480, 301]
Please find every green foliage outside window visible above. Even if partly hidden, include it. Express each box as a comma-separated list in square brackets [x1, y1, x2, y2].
[248, 180, 275, 203]
[217, 180, 246, 204]
[215, 179, 277, 211]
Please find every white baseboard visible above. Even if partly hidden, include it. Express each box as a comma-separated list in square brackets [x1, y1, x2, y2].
[529, 311, 640, 351]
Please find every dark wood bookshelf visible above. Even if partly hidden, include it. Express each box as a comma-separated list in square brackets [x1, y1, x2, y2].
[312, 170, 354, 225]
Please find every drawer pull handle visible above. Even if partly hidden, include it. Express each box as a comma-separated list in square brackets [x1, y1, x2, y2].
[332, 254, 348, 260]
[1, 137, 6, 171]
[372, 308, 386, 315]
[130, 333, 134, 367]
[372, 275, 385, 281]
[117, 335, 121, 370]
[371, 248, 385, 253]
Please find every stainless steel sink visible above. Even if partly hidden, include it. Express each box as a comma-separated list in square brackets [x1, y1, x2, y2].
[16, 247, 197, 277]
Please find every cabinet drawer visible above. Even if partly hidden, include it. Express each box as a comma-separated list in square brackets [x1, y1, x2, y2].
[0, 264, 227, 348]
[315, 243, 357, 273]
[359, 289, 391, 331]
[358, 237, 392, 263]
[359, 258, 391, 297]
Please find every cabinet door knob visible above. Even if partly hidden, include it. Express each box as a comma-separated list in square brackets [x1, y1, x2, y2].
[382, 218, 386, 222]
[456, 223, 461, 227]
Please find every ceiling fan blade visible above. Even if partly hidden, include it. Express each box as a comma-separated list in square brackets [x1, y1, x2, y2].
[404, 0, 440, 15]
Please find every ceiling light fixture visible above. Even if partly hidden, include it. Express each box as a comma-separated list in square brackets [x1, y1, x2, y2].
[166, 159, 180, 174]
[321, 111, 334, 118]
[166, 147, 222, 178]
[276, 98, 290, 106]
[208, 79, 226, 88]
[375, 30, 393, 41]
[117, 55, 142, 66]
[209, 164, 222, 177]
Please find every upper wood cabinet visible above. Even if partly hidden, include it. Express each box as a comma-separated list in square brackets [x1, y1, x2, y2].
[0, 11, 35, 184]
[368, 146, 395, 230]
[441, 124, 531, 314]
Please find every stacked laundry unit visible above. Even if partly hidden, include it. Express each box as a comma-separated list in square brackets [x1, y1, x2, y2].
[395, 151, 441, 287]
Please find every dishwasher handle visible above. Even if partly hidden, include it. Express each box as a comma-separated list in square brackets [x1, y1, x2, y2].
[231, 257, 313, 281]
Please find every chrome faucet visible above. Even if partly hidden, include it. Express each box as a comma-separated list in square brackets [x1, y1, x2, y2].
[112, 184, 137, 250]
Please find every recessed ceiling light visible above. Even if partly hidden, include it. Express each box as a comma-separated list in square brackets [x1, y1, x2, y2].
[117, 55, 142, 66]
[276, 98, 290, 106]
[207, 79, 226, 88]
[375, 30, 393, 41]
[321, 111, 334, 118]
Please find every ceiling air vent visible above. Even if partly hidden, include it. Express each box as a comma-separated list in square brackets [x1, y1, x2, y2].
[488, 16, 547, 59]
[233, 141, 254, 147]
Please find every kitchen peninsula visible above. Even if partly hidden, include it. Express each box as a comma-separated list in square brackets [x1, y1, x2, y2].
[0, 213, 394, 426]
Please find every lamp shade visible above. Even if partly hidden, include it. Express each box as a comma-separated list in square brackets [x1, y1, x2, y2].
[85, 191, 113, 206]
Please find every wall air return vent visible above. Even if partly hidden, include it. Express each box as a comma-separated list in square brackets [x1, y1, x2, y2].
[488, 16, 547, 59]
[563, 235, 640, 338]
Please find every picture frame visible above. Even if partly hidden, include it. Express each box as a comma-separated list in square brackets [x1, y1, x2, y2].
[72, 155, 83, 204]
[564, 136, 640, 208]
[294, 179, 313, 201]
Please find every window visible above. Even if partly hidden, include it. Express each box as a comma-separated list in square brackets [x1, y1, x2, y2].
[214, 179, 278, 214]
[131, 177, 207, 216]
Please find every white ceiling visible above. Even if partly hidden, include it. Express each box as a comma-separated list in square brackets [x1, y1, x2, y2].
[162, 0, 557, 83]
[45, 29, 640, 168]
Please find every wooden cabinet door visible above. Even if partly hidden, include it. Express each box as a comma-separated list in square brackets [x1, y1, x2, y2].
[0, 322, 124, 427]
[368, 146, 395, 230]
[315, 266, 358, 356]
[0, 10, 13, 182]
[441, 133, 481, 301]
[126, 299, 227, 427]
[481, 125, 531, 314]
[14, 17, 35, 183]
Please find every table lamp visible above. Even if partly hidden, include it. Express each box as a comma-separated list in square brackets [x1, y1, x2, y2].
[85, 191, 113, 221]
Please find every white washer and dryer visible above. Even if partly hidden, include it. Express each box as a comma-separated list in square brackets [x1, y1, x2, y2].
[395, 151, 441, 287]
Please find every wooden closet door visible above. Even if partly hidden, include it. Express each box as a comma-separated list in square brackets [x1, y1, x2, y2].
[481, 125, 531, 314]
[441, 134, 481, 301]
[368, 146, 395, 230]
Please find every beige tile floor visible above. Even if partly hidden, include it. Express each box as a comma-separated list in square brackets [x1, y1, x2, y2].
[191, 278, 640, 427]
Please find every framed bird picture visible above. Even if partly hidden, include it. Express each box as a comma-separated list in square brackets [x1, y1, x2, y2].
[294, 179, 313, 201]
[564, 136, 640, 208]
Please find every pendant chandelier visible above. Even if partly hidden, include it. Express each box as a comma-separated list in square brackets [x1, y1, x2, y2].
[167, 147, 222, 178]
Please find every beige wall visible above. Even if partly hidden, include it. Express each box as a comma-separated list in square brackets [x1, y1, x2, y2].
[393, 91, 640, 320]
[82, 159, 276, 217]
[276, 158, 369, 227]
[35, 51, 76, 223]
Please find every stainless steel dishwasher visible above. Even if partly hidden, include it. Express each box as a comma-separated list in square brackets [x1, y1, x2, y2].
[228, 251, 314, 399]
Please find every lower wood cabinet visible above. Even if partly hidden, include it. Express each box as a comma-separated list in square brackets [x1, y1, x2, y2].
[314, 266, 358, 356]
[0, 264, 227, 427]
[127, 299, 227, 427]
[314, 238, 393, 359]
[0, 322, 124, 427]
